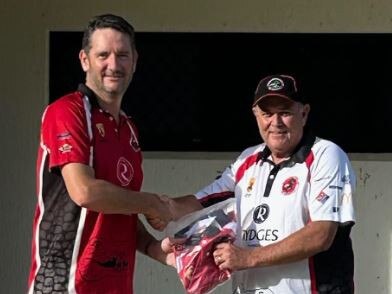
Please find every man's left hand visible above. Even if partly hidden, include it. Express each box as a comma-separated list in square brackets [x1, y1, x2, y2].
[213, 242, 253, 271]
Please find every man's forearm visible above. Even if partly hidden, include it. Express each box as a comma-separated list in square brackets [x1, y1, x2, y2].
[137, 220, 172, 265]
[249, 221, 338, 268]
[170, 195, 203, 220]
[62, 162, 163, 215]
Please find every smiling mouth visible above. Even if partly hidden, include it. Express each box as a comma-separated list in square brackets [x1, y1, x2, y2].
[104, 76, 124, 83]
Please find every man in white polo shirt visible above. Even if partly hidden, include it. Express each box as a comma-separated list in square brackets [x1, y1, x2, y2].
[155, 74, 356, 294]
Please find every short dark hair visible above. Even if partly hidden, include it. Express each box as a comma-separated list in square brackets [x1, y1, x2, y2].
[81, 14, 136, 53]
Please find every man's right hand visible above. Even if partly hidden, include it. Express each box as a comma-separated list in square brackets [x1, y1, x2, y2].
[144, 194, 203, 231]
[144, 194, 174, 231]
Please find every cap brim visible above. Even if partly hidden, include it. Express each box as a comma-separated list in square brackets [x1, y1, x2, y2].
[253, 94, 295, 107]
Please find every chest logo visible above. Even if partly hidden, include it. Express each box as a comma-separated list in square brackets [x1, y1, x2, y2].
[247, 177, 256, 192]
[130, 134, 140, 152]
[96, 123, 105, 138]
[281, 176, 298, 195]
[253, 204, 270, 224]
[117, 157, 134, 186]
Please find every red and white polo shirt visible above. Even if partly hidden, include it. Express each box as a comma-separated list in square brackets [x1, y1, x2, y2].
[195, 133, 356, 294]
[28, 84, 143, 294]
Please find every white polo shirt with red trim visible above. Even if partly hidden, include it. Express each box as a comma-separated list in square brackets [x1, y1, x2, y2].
[28, 85, 143, 294]
[195, 134, 356, 294]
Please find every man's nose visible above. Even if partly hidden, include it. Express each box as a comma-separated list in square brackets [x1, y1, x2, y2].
[270, 113, 283, 125]
[107, 54, 120, 70]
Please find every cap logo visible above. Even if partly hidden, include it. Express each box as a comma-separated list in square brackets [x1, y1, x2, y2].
[266, 78, 284, 91]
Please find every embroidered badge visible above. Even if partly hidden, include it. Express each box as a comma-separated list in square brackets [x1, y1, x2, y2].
[58, 143, 72, 153]
[57, 132, 71, 140]
[267, 78, 284, 91]
[316, 191, 330, 204]
[96, 123, 105, 138]
[247, 177, 256, 192]
[130, 134, 140, 152]
[281, 176, 298, 195]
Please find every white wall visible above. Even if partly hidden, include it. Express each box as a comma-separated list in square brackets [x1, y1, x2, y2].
[2, 1, 392, 293]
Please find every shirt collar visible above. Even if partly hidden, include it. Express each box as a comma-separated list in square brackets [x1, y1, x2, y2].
[77, 83, 100, 109]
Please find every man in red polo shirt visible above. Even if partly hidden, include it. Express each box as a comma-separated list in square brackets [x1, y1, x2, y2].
[28, 14, 173, 294]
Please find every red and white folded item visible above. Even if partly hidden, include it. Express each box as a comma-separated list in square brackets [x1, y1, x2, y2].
[167, 199, 237, 294]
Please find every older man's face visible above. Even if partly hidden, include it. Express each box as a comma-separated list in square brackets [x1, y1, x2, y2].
[253, 96, 310, 161]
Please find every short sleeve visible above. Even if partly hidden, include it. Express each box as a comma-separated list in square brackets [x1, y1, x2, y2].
[308, 142, 356, 224]
[195, 164, 236, 203]
[194, 146, 261, 207]
[41, 97, 91, 170]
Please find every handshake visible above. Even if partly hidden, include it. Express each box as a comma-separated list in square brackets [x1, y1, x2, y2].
[144, 194, 179, 231]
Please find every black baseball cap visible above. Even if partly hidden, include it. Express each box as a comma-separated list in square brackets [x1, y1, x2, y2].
[253, 74, 306, 106]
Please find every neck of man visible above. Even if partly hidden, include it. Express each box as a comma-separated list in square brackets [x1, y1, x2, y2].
[270, 146, 296, 164]
[271, 154, 291, 165]
[87, 82, 123, 123]
[98, 97, 122, 123]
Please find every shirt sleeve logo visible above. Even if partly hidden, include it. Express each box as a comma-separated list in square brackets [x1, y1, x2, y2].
[117, 157, 134, 186]
[316, 191, 330, 204]
[281, 176, 298, 195]
[56, 132, 71, 140]
[58, 143, 72, 153]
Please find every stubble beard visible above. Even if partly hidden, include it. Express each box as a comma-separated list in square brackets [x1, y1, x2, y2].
[96, 76, 132, 100]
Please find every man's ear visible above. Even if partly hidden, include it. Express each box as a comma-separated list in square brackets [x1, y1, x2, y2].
[132, 49, 138, 74]
[302, 104, 311, 125]
[79, 49, 89, 72]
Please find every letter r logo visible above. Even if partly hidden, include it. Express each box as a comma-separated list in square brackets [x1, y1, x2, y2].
[253, 204, 270, 224]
